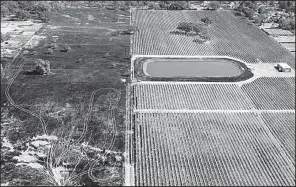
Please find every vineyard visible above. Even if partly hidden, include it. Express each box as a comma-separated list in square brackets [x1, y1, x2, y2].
[131, 10, 295, 68]
[133, 112, 295, 186]
[283, 77, 295, 88]
[133, 83, 254, 110]
[241, 77, 295, 110]
[261, 112, 295, 164]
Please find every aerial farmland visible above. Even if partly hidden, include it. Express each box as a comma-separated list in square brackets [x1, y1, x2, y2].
[1, 1, 295, 186]
[126, 8, 295, 186]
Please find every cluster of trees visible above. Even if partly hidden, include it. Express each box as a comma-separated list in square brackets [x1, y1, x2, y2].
[111, 1, 191, 10]
[278, 16, 295, 30]
[201, 17, 212, 26]
[236, 1, 295, 29]
[176, 17, 212, 42]
[34, 59, 50, 75]
[237, 1, 258, 19]
[278, 1, 295, 12]
[1, 1, 65, 22]
[162, 1, 190, 10]
[206, 1, 221, 10]
[237, 1, 295, 19]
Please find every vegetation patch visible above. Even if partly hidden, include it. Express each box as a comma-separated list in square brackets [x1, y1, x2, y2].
[1, 6, 130, 186]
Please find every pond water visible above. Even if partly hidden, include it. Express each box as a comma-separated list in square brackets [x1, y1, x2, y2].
[144, 59, 243, 78]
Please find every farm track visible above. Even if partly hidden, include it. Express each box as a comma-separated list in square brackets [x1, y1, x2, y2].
[54, 88, 121, 170]
[75, 88, 121, 144]
[87, 89, 121, 182]
[3, 22, 48, 134]
[5, 58, 48, 134]
[134, 109, 295, 113]
[124, 84, 134, 186]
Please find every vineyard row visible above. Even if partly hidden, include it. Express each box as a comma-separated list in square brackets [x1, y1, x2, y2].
[241, 77, 295, 110]
[133, 112, 295, 186]
[133, 83, 255, 110]
[132, 10, 295, 68]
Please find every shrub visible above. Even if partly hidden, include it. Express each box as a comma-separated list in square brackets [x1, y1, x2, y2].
[286, 5, 295, 13]
[245, 1, 258, 11]
[1, 33, 11, 43]
[254, 16, 263, 25]
[168, 1, 189, 10]
[38, 11, 50, 23]
[237, 2, 245, 12]
[177, 22, 209, 39]
[148, 2, 161, 10]
[34, 59, 50, 75]
[279, 17, 295, 30]
[177, 22, 194, 34]
[44, 48, 53, 54]
[2, 1, 19, 13]
[159, 2, 169, 9]
[258, 6, 266, 14]
[279, 1, 288, 10]
[1, 6, 9, 17]
[31, 1, 51, 12]
[208, 1, 220, 10]
[1, 64, 4, 77]
[48, 1, 65, 12]
[15, 9, 30, 20]
[193, 23, 209, 36]
[17, 1, 35, 10]
[201, 17, 212, 26]
[60, 45, 71, 52]
[242, 7, 255, 19]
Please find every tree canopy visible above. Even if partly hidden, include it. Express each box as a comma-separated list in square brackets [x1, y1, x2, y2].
[34, 59, 50, 75]
[1, 1, 65, 21]
[201, 17, 212, 26]
[208, 1, 220, 10]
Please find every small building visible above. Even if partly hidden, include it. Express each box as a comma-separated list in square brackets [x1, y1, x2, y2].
[277, 63, 291, 72]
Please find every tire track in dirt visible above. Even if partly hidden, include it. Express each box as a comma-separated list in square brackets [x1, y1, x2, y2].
[54, 88, 120, 166]
[52, 88, 121, 183]
[5, 58, 48, 135]
[75, 88, 121, 144]
[87, 89, 122, 182]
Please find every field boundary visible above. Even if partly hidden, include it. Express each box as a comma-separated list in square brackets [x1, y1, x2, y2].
[5, 58, 48, 135]
[133, 109, 295, 113]
[124, 83, 135, 186]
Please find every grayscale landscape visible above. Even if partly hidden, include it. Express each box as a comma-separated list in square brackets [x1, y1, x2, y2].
[1, 1, 295, 186]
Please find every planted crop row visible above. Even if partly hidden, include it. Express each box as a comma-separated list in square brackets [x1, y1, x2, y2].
[261, 111, 295, 164]
[241, 77, 295, 110]
[133, 83, 254, 110]
[132, 10, 295, 68]
[134, 112, 295, 186]
[283, 77, 295, 88]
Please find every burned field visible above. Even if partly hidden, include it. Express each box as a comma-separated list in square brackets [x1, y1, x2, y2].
[1, 7, 130, 186]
